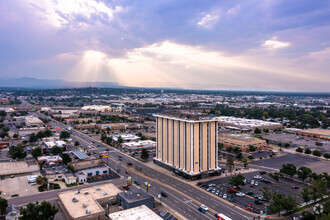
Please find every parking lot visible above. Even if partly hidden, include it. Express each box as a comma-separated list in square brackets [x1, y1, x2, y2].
[0, 176, 39, 199]
[252, 153, 330, 173]
[264, 133, 330, 153]
[199, 171, 304, 215]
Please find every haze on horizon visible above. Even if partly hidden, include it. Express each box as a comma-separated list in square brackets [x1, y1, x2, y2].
[1, 0, 330, 92]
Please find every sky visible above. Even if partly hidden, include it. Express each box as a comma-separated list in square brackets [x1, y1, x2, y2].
[0, 0, 330, 92]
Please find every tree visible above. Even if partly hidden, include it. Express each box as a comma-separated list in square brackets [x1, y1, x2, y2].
[236, 152, 243, 160]
[315, 142, 323, 147]
[8, 144, 27, 159]
[248, 145, 256, 152]
[254, 127, 261, 134]
[13, 133, 19, 139]
[117, 135, 123, 143]
[59, 131, 70, 140]
[305, 148, 312, 154]
[313, 150, 321, 157]
[233, 147, 241, 154]
[100, 133, 107, 142]
[74, 141, 80, 146]
[300, 186, 312, 203]
[280, 164, 296, 179]
[270, 193, 299, 215]
[106, 136, 113, 144]
[296, 147, 303, 153]
[43, 129, 53, 137]
[269, 172, 280, 182]
[311, 179, 328, 200]
[62, 153, 72, 165]
[67, 164, 74, 172]
[226, 147, 233, 152]
[29, 133, 38, 143]
[297, 166, 312, 183]
[228, 174, 245, 189]
[140, 148, 149, 161]
[284, 143, 291, 148]
[50, 146, 63, 155]
[301, 211, 316, 220]
[323, 153, 330, 159]
[0, 197, 8, 216]
[226, 155, 234, 172]
[20, 201, 58, 220]
[269, 193, 284, 215]
[36, 131, 45, 140]
[32, 148, 42, 159]
[261, 187, 275, 203]
[243, 157, 248, 168]
[36, 176, 47, 185]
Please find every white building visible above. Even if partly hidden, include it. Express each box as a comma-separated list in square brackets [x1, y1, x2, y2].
[122, 140, 156, 150]
[113, 134, 140, 142]
[43, 140, 66, 149]
[109, 205, 162, 220]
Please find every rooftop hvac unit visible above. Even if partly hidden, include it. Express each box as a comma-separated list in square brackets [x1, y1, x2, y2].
[96, 187, 100, 191]
[102, 192, 107, 196]
[86, 209, 91, 214]
[82, 203, 87, 208]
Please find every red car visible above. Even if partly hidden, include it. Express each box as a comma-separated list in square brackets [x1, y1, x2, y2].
[246, 204, 253, 211]
[123, 185, 129, 190]
[228, 188, 238, 193]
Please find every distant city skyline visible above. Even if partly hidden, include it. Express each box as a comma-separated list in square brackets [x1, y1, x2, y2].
[1, 0, 330, 92]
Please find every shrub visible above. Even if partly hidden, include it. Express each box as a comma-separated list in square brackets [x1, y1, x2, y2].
[304, 148, 311, 154]
[296, 147, 303, 153]
[38, 186, 44, 192]
[312, 150, 321, 157]
[323, 153, 330, 159]
[248, 155, 254, 160]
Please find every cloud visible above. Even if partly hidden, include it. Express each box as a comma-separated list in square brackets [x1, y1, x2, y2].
[263, 36, 291, 49]
[26, 0, 123, 28]
[197, 10, 220, 29]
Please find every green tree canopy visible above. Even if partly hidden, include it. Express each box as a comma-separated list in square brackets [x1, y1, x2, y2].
[141, 148, 149, 161]
[280, 163, 296, 178]
[297, 166, 312, 183]
[50, 146, 63, 155]
[0, 197, 8, 216]
[9, 143, 27, 159]
[228, 174, 245, 189]
[59, 131, 70, 140]
[226, 155, 234, 172]
[20, 201, 58, 220]
[32, 148, 42, 159]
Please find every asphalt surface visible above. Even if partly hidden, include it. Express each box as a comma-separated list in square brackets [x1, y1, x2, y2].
[27, 112, 256, 220]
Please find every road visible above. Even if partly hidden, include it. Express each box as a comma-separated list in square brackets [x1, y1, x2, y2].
[27, 112, 257, 220]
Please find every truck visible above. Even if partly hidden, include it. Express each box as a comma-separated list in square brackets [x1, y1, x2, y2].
[217, 213, 232, 220]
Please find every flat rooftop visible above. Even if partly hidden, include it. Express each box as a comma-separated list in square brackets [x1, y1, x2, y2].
[216, 116, 282, 127]
[298, 128, 330, 137]
[118, 189, 153, 203]
[0, 160, 39, 176]
[219, 134, 266, 145]
[58, 183, 121, 219]
[108, 205, 162, 220]
[154, 111, 213, 121]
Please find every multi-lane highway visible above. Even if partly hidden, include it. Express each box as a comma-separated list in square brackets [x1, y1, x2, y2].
[27, 112, 257, 220]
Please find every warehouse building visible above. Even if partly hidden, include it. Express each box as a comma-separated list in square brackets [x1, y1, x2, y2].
[58, 183, 121, 220]
[25, 116, 44, 127]
[154, 112, 221, 180]
[108, 205, 162, 220]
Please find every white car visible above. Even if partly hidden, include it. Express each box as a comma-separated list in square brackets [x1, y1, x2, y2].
[144, 182, 151, 187]
[251, 180, 255, 185]
[255, 181, 259, 186]
[254, 175, 262, 179]
[200, 205, 209, 211]
[236, 192, 245, 197]
[223, 193, 227, 199]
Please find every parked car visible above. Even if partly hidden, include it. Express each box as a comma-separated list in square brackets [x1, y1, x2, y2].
[161, 192, 167, 197]
[246, 191, 254, 196]
[134, 180, 140, 185]
[219, 192, 223, 197]
[215, 190, 220, 195]
[228, 188, 238, 193]
[229, 196, 235, 202]
[198, 207, 206, 213]
[292, 186, 299, 189]
[212, 189, 216, 193]
[200, 205, 209, 211]
[246, 179, 251, 184]
[255, 181, 259, 186]
[260, 171, 267, 175]
[236, 192, 245, 197]
[127, 162, 133, 166]
[122, 185, 129, 190]
[261, 179, 271, 183]
[246, 204, 253, 211]
[251, 180, 255, 185]
[208, 184, 216, 187]
[254, 175, 262, 179]
[223, 193, 227, 199]
[254, 200, 262, 205]
[206, 187, 212, 191]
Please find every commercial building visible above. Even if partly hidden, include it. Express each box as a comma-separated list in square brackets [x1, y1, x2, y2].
[117, 189, 154, 210]
[58, 183, 121, 220]
[219, 134, 267, 152]
[113, 134, 140, 143]
[216, 116, 283, 131]
[42, 165, 74, 183]
[154, 112, 221, 180]
[108, 205, 162, 220]
[122, 140, 156, 150]
[74, 166, 109, 184]
[295, 128, 330, 140]
[24, 116, 43, 127]
[69, 159, 105, 171]
[37, 155, 63, 166]
[43, 140, 66, 149]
